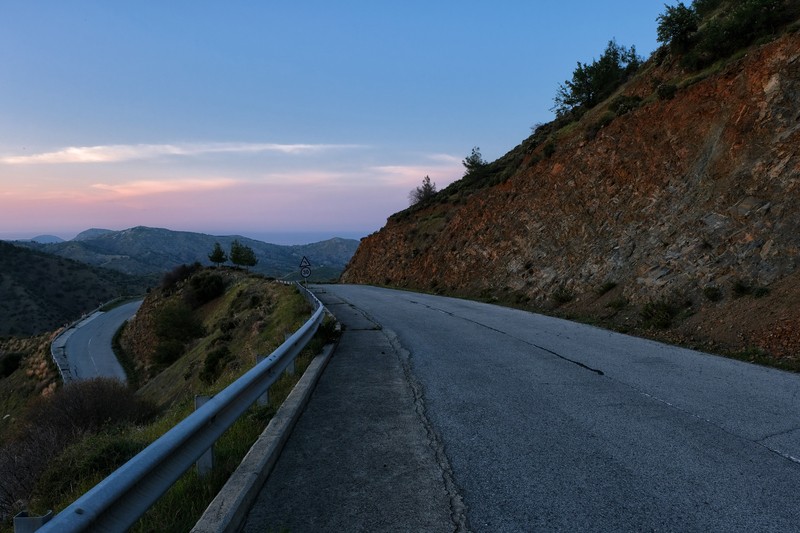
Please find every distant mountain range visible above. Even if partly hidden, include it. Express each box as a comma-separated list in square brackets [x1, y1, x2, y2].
[16, 226, 360, 280]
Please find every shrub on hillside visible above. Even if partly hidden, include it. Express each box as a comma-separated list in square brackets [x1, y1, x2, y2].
[0, 352, 23, 378]
[161, 262, 202, 292]
[609, 94, 642, 116]
[154, 302, 204, 342]
[657, 83, 678, 100]
[675, 0, 796, 70]
[154, 339, 186, 367]
[0, 379, 155, 518]
[185, 272, 225, 309]
[703, 285, 723, 302]
[32, 432, 147, 512]
[639, 298, 692, 329]
[200, 346, 233, 384]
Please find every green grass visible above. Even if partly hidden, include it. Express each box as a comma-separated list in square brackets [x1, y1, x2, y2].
[6, 277, 334, 533]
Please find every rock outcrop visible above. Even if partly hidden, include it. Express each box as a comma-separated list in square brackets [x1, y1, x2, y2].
[342, 33, 800, 363]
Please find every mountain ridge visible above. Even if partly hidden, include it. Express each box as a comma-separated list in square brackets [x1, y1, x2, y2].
[17, 226, 359, 280]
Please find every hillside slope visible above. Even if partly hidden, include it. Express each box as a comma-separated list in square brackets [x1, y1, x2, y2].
[342, 31, 800, 364]
[21, 227, 358, 280]
[0, 241, 148, 336]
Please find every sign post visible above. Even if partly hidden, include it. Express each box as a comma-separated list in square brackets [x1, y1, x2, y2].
[299, 256, 312, 286]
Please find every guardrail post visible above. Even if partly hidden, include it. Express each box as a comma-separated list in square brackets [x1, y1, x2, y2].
[14, 510, 52, 533]
[255, 355, 269, 406]
[194, 395, 214, 476]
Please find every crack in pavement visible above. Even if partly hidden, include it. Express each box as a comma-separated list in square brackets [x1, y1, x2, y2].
[384, 328, 472, 533]
[404, 297, 800, 467]
[407, 299, 604, 376]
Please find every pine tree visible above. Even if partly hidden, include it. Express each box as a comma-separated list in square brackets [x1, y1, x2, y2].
[208, 242, 227, 267]
[408, 175, 437, 205]
[230, 240, 258, 270]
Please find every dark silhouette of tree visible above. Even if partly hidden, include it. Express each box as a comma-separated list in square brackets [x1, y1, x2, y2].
[208, 242, 227, 267]
[462, 146, 487, 175]
[230, 240, 258, 270]
[408, 175, 437, 205]
[553, 40, 641, 116]
[657, 2, 699, 53]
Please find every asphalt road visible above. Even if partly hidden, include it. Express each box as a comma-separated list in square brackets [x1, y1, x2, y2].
[64, 300, 142, 382]
[246, 284, 800, 532]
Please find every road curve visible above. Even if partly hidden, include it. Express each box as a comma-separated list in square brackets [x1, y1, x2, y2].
[64, 300, 142, 382]
[305, 285, 800, 531]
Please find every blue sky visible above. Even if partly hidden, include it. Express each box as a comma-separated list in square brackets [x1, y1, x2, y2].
[0, 1, 668, 244]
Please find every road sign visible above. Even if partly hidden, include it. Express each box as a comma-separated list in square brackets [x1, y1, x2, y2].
[299, 256, 311, 279]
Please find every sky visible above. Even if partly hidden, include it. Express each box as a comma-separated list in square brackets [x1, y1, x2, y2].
[0, 1, 669, 245]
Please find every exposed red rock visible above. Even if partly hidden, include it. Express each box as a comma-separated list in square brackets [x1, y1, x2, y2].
[342, 33, 800, 365]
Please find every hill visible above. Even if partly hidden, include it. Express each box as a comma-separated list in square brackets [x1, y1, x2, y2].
[20, 227, 359, 280]
[342, 5, 800, 366]
[0, 269, 327, 526]
[0, 241, 148, 336]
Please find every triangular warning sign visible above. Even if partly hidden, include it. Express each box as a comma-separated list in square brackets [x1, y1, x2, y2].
[299, 256, 311, 268]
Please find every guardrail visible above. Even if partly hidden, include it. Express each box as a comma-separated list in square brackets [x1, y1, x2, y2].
[33, 284, 325, 533]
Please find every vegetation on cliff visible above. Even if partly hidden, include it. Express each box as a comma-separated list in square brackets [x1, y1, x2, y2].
[344, 1, 800, 367]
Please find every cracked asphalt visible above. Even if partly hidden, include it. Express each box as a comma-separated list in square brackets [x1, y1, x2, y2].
[243, 284, 800, 532]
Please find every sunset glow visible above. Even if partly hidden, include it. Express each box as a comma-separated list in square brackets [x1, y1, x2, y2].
[0, 2, 664, 243]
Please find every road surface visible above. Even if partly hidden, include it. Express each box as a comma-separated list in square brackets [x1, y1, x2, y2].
[245, 284, 800, 532]
[64, 300, 142, 382]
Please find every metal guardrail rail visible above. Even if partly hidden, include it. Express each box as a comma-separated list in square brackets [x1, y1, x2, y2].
[34, 284, 325, 533]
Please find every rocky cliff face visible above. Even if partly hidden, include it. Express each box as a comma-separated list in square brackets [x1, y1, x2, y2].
[342, 33, 800, 363]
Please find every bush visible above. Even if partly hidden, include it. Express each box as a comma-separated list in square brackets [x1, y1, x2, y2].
[161, 263, 201, 292]
[185, 272, 225, 309]
[552, 286, 574, 305]
[682, 0, 794, 70]
[586, 112, 615, 140]
[753, 286, 770, 297]
[0, 352, 23, 378]
[606, 297, 628, 311]
[32, 432, 147, 509]
[26, 378, 156, 434]
[155, 302, 204, 342]
[693, 0, 724, 17]
[0, 379, 156, 518]
[596, 282, 618, 296]
[703, 286, 723, 302]
[200, 346, 233, 384]
[154, 339, 186, 367]
[640, 300, 682, 329]
[609, 95, 642, 116]
[732, 279, 753, 297]
[657, 83, 678, 100]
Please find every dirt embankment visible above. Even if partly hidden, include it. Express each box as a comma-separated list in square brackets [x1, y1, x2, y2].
[342, 33, 800, 367]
